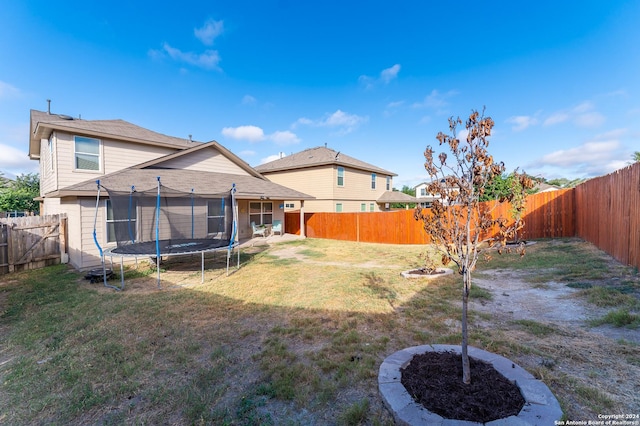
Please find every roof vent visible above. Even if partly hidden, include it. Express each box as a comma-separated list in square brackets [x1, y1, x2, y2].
[56, 114, 74, 120]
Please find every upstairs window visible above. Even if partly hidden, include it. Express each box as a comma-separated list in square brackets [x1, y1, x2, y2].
[371, 173, 376, 190]
[74, 136, 100, 171]
[337, 167, 344, 186]
[386, 176, 391, 191]
[48, 134, 54, 172]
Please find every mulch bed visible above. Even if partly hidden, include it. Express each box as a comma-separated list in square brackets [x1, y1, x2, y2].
[401, 351, 525, 422]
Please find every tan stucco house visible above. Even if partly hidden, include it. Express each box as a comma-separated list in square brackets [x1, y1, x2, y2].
[28, 109, 313, 270]
[255, 146, 411, 212]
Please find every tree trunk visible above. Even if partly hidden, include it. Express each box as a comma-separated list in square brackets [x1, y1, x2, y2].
[461, 266, 471, 384]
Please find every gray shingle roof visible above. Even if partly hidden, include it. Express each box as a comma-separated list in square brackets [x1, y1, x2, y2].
[29, 109, 199, 158]
[377, 191, 419, 203]
[254, 146, 397, 176]
[55, 169, 314, 201]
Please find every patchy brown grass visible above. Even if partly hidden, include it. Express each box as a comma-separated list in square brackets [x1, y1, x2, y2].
[0, 238, 638, 424]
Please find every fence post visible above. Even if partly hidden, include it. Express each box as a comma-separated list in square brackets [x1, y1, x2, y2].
[60, 215, 69, 263]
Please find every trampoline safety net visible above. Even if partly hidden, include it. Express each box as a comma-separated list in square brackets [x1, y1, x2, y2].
[104, 184, 235, 256]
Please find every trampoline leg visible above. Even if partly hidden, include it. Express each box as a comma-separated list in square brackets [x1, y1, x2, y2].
[120, 256, 125, 290]
[157, 255, 161, 289]
[201, 251, 204, 284]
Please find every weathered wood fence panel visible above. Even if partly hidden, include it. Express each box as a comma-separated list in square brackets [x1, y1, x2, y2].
[575, 162, 640, 269]
[0, 214, 68, 275]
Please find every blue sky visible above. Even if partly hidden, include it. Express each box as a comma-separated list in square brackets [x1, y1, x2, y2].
[1, 1, 639, 187]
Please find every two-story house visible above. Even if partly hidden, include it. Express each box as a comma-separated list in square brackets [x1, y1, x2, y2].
[255, 146, 407, 212]
[28, 109, 313, 270]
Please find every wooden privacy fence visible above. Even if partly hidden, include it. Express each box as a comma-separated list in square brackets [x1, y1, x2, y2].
[285, 189, 575, 245]
[574, 162, 640, 269]
[286, 163, 640, 270]
[0, 214, 68, 275]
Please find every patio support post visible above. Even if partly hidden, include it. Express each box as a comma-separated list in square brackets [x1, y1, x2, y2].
[299, 200, 306, 238]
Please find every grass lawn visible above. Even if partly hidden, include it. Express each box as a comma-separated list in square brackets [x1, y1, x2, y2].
[0, 237, 639, 425]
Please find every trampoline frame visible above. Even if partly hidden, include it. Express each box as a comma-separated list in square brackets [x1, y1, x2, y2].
[93, 177, 240, 290]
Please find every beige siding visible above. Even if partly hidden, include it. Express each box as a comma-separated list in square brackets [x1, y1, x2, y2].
[263, 165, 392, 213]
[157, 148, 248, 175]
[39, 136, 58, 195]
[237, 199, 285, 238]
[264, 167, 335, 200]
[53, 131, 178, 191]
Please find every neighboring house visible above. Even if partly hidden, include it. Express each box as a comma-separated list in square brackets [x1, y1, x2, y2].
[414, 178, 458, 207]
[532, 182, 560, 193]
[254, 146, 401, 213]
[28, 109, 313, 270]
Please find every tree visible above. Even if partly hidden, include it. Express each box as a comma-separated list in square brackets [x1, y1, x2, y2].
[633, 151, 640, 163]
[390, 185, 417, 209]
[414, 109, 532, 384]
[545, 177, 585, 188]
[0, 172, 40, 214]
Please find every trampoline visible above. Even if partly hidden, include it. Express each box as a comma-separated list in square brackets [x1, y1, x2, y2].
[93, 177, 239, 290]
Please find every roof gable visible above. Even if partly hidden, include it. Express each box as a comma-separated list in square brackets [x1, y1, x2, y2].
[29, 109, 199, 159]
[254, 146, 396, 176]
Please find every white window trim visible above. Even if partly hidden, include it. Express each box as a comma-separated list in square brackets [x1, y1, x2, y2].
[371, 173, 376, 190]
[337, 166, 345, 187]
[249, 201, 273, 225]
[105, 199, 138, 245]
[74, 135, 102, 172]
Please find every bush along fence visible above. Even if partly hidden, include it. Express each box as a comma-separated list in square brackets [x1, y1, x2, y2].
[285, 162, 640, 270]
[0, 214, 68, 275]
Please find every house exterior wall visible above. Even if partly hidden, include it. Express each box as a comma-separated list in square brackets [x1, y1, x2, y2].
[262, 165, 392, 213]
[158, 149, 248, 175]
[46, 131, 177, 195]
[237, 199, 285, 239]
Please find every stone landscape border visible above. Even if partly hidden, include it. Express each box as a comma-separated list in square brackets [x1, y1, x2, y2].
[378, 344, 562, 425]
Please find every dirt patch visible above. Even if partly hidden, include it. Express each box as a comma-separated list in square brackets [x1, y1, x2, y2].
[471, 270, 639, 343]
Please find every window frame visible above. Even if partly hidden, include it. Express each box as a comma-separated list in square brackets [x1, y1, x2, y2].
[105, 199, 137, 245]
[207, 199, 226, 235]
[371, 173, 376, 190]
[337, 167, 344, 187]
[369, 203, 374, 212]
[249, 201, 273, 226]
[335, 203, 343, 213]
[386, 176, 391, 191]
[74, 135, 101, 172]
[360, 203, 366, 212]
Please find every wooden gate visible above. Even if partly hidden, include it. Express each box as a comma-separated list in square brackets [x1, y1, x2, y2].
[0, 214, 68, 275]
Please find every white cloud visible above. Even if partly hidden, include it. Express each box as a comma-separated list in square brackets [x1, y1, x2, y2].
[0, 81, 20, 99]
[294, 110, 368, 135]
[541, 140, 619, 167]
[0, 143, 38, 177]
[507, 115, 538, 132]
[242, 95, 257, 105]
[380, 64, 401, 83]
[221, 126, 301, 145]
[194, 19, 224, 46]
[573, 111, 605, 128]
[386, 101, 404, 108]
[543, 112, 569, 126]
[222, 125, 265, 142]
[412, 89, 458, 111]
[158, 43, 221, 70]
[572, 101, 594, 114]
[358, 64, 401, 89]
[269, 130, 300, 146]
[260, 154, 285, 164]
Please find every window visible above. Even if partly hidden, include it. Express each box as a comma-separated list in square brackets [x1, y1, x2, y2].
[337, 167, 344, 186]
[285, 203, 295, 209]
[48, 134, 54, 172]
[207, 199, 225, 235]
[420, 188, 426, 196]
[250, 202, 273, 225]
[386, 176, 391, 191]
[106, 199, 137, 244]
[360, 203, 366, 212]
[371, 173, 376, 189]
[74, 136, 100, 171]
[369, 203, 374, 212]
[335, 203, 343, 212]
